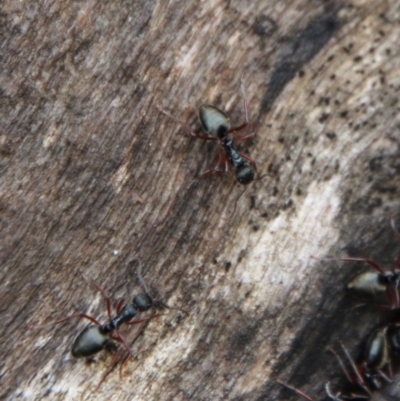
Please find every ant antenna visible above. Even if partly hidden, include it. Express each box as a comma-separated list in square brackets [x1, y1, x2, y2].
[324, 383, 342, 401]
[230, 171, 274, 216]
[137, 263, 150, 295]
[137, 264, 188, 316]
[231, 186, 247, 217]
[154, 300, 189, 316]
[276, 379, 314, 401]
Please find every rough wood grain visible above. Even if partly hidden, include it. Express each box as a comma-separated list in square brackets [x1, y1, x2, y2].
[1, 0, 400, 400]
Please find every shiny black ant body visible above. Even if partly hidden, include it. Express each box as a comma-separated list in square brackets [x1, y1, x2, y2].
[36, 275, 159, 359]
[276, 324, 400, 401]
[328, 324, 400, 400]
[157, 74, 257, 185]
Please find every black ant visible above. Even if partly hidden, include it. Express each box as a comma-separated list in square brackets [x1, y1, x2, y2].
[276, 323, 400, 401]
[344, 220, 400, 309]
[33, 274, 161, 360]
[326, 324, 400, 400]
[157, 73, 258, 186]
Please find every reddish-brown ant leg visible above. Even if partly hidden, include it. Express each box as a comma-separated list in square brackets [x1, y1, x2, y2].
[228, 122, 248, 134]
[33, 312, 102, 329]
[123, 314, 161, 325]
[339, 257, 385, 274]
[110, 332, 131, 354]
[81, 273, 114, 320]
[276, 380, 314, 401]
[116, 298, 125, 314]
[232, 132, 255, 142]
[240, 152, 258, 173]
[202, 149, 225, 177]
[335, 342, 372, 397]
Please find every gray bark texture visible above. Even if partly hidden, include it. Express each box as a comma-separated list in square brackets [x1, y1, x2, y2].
[1, 0, 400, 400]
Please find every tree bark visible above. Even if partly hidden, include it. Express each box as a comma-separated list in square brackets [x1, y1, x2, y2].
[1, 0, 400, 400]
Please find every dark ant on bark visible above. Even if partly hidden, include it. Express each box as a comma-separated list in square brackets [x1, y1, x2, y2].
[157, 73, 260, 186]
[276, 323, 400, 401]
[344, 220, 400, 309]
[32, 274, 162, 360]
[327, 324, 400, 400]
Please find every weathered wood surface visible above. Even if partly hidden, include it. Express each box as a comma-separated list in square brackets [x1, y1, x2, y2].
[1, 0, 400, 400]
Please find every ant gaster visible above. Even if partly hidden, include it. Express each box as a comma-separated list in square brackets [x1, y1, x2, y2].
[345, 220, 400, 309]
[157, 73, 258, 185]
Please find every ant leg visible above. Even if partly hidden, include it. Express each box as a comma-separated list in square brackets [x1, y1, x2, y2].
[137, 264, 150, 294]
[333, 342, 371, 397]
[324, 383, 344, 401]
[240, 71, 250, 124]
[226, 72, 254, 135]
[81, 273, 113, 320]
[202, 149, 225, 177]
[118, 348, 131, 379]
[339, 257, 385, 274]
[232, 131, 255, 142]
[116, 298, 125, 314]
[390, 218, 400, 242]
[276, 380, 314, 401]
[228, 122, 248, 134]
[240, 152, 258, 173]
[110, 332, 131, 354]
[124, 314, 162, 325]
[31, 312, 102, 329]
[156, 106, 218, 142]
[96, 344, 127, 390]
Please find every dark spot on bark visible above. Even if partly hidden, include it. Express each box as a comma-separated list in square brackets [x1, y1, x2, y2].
[225, 261, 232, 272]
[339, 110, 348, 118]
[319, 112, 330, 123]
[326, 131, 336, 140]
[253, 15, 278, 37]
[260, 9, 341, 113]
[226, 319, 262, 360]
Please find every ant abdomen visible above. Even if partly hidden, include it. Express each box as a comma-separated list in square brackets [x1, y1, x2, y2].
[199, 104, 230, 137]
[364, 328, 389, 372]
[347, 271, 387, 295]
[71, 326, 109, 358]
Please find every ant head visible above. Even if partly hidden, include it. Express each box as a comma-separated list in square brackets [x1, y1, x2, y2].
[133, 293, 153, 311]
[236, 164, 255, 185]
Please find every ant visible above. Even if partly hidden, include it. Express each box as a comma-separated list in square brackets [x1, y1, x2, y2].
[157, 73, 258, 186]
[34, 273, 162, 360]
[326, 324, 400, 400]
[344, 220, 400, 309]
[276, 323, 400, 401]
